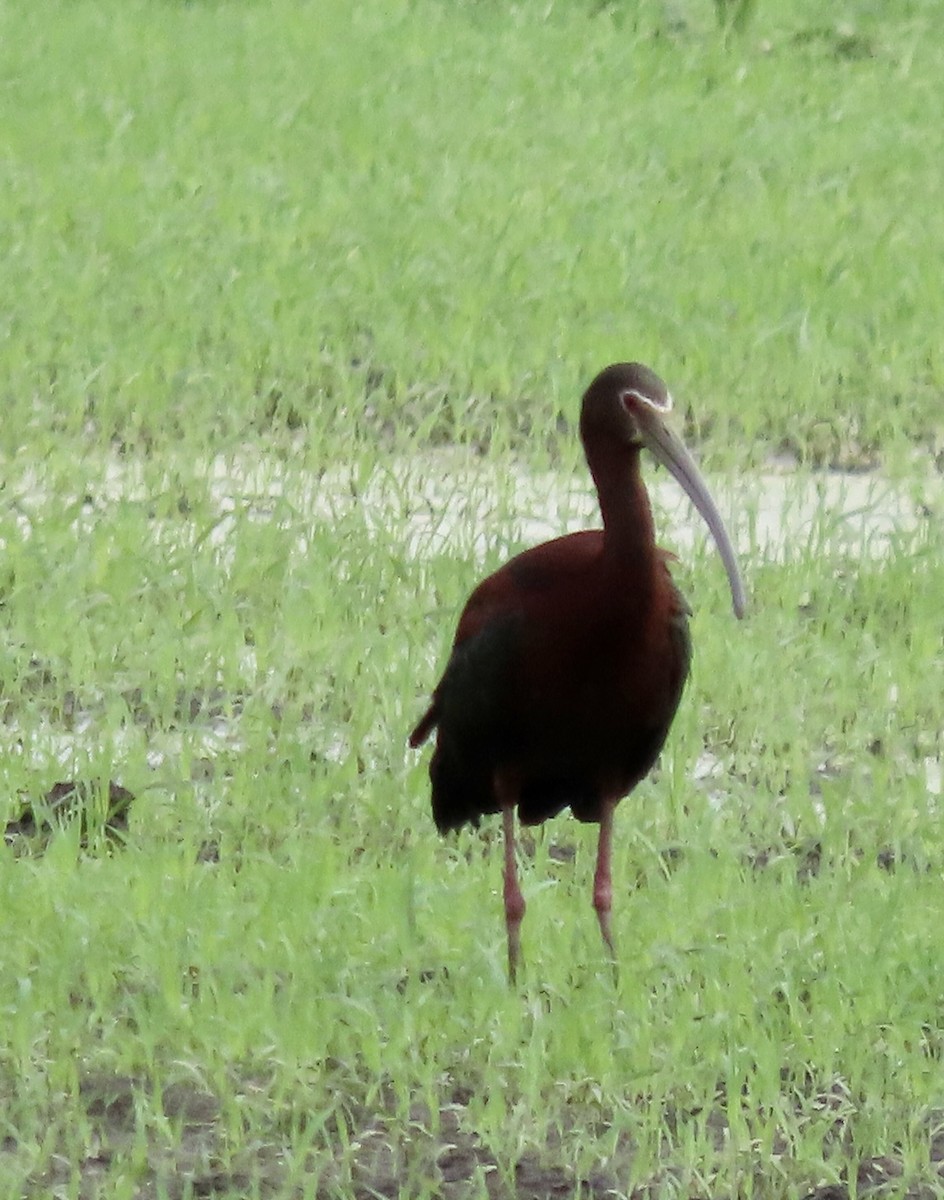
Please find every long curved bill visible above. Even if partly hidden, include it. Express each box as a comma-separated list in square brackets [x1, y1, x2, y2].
[636, 401, 747, 619]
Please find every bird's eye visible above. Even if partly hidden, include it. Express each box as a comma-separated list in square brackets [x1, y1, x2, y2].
[621, 388, 671, 415]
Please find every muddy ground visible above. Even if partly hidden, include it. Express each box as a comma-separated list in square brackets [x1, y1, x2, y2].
[6, 1068, 944, 1199]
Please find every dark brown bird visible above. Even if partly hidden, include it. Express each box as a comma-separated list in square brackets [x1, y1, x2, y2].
[409, 363, 745, 982]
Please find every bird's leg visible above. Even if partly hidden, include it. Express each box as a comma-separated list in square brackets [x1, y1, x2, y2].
[500, 798, 526, 986]
[593, 798, 617, 967]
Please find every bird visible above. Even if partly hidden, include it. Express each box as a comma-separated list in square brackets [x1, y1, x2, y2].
[409, 362, 746, 983]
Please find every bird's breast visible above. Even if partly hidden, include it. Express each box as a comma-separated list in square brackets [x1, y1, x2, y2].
[514, 575, 689, 738]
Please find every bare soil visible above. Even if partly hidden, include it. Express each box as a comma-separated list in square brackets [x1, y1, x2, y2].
[5, 1070, 943, 1199]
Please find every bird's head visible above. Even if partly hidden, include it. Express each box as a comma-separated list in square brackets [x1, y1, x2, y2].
[581, 362, 746, 619]
[580, 361, 673, 447]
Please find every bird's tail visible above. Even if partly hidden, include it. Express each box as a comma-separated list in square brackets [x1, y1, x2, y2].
[428, 738, 494, 834]
[408, 702, 438, 748]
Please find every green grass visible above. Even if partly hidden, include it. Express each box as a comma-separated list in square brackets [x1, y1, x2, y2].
[2, 0, 943, 466]
[1, 0, 943, 1196]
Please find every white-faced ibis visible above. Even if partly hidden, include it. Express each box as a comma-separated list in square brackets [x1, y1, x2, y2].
[409, 362, 746, 982]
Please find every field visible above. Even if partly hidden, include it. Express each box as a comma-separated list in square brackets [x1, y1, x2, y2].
[1, 0, 943, 1196]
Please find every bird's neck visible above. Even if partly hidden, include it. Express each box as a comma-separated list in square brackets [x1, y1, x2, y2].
[588, 443, 658, 565]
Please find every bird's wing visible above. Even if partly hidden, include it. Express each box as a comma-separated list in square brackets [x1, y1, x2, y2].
[407, 578, 509, 747]
[409, 532, 602, 747]
[453, 530, 602, 648]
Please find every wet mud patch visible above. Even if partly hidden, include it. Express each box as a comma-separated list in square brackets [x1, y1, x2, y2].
[4, 779, 135, 852]
[4, 1070, 944, 1199]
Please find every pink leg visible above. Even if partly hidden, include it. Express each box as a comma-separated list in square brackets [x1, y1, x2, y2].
[501, 803, 526, 985]
[593, 799, 617, 964]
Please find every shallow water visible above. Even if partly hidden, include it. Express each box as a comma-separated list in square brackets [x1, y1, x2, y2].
[3, 450, 939, 784]
[198, 448, 940, 566]
[389, 454, 938, 563]
[8, 448, 937, 563]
